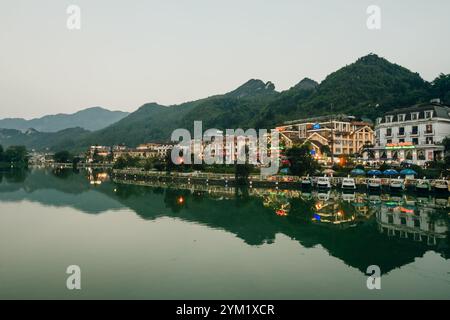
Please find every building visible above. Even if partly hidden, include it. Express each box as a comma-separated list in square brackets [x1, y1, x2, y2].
[113, 143, 174, 161]
[275, 114, 374, 162]
[372, 102, 450, 165]
[87, 146, 111, 162]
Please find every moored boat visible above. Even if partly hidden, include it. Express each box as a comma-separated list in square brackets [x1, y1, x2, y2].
[389, 178, 405, 192]
[341, 177, 356, 190]
[415, 179, 431, 192]
[301, 176, 313, 188]
[317, 176, 331, 189]
[433, 179, 449, 193]
[367, 177, 382, 190]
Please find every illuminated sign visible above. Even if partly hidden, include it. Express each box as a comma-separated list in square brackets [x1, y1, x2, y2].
[386, 142, 415, 150]
[312, 123, 321, 130]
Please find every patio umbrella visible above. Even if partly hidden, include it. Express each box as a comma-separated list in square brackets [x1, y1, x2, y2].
[367, 170, 382, 176]
[383, 169, 399, 176]
[350, 168, 365, 176]
[400, 169, 417, 176]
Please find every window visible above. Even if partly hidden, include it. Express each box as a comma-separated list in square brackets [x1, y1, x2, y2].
[411, 113, 419, 120]
[398, 114, 405, 122]
[387, 139, 392, 144]
[412, 138, 419, 145]
[426, 137, 434, 145]
[411, 126, 418, 135]
[406, 150, 413, 160]
[414, 219, 420, 228]
[425, 124, 433, 134]
[399, 139, 405, 143]
[385, 116, 393, 123]
[398, 127, 405, 136]
[425, 110, 433, 119]
[418, 150, 425, 160]
[400, 217, 407, 225]
[386, 128, 392, 137]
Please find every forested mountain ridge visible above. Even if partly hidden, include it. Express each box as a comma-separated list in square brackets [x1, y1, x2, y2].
[1, 54, 449, 151]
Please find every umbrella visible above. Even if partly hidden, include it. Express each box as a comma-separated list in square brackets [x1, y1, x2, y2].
[350, 168, 365, 176]
[367, 170, 382, 176]
[383, 169, 399, 176]
[400, 169, 417, 176]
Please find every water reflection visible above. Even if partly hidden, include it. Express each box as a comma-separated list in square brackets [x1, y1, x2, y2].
[1, 168, 449, 275]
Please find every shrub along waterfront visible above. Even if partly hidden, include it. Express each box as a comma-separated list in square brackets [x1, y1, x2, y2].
[0, 145, 28, 169]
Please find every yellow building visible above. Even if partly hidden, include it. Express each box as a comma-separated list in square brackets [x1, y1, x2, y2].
[276, 115, 374, 161]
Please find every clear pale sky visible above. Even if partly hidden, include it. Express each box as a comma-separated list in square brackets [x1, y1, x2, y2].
[1, 0, 449, 119]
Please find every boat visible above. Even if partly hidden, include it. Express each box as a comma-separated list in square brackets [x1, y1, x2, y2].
[317, 176, 331, 189]
[389, 178, 405, 192]
[342, 192, 356, 202]
[301, 176, 313, 188]
[367, 177, 382, 190]
[341, 177, 356, 190]
[316, 190, 331, 201]
[415, 178, 431, 192]
[433, 179, 449, 193]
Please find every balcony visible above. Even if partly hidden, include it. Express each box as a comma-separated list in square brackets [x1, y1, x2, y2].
[424, 130, 434, 136]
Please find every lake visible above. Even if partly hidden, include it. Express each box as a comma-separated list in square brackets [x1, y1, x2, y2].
[0, 168, 449, 299]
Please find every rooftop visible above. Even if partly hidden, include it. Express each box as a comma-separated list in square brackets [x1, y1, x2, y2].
[379, 102, 450, 123]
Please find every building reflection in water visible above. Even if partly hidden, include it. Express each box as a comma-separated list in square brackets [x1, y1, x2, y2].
[376, 194, 449, 247]
[1, 168, 448, 275]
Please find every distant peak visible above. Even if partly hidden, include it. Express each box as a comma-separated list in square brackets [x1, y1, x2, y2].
[226, 79, 276, 98]
[355, 53, 389, 65]
[293, 78, 318, 90]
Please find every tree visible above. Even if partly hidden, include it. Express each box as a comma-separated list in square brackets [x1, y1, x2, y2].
[0, 144, 4, 162]
[286, 145, 320, 176]
[113, 156, 128, 169]
[144, 158, 155, 171]
[431, 73, 450, 104]
[234, 145, 252, 186]
[53, 151, 73, 163]
[113, 154, 140, 169]
[92, 149, 105, 163]
[442, 137, 450, 153]
[4, 146, 27, 164]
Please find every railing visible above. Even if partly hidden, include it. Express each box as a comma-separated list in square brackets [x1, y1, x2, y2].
[112, 169, 448, 188]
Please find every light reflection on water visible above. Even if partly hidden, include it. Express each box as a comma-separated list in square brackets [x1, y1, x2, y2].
[0, 168, 449, 299]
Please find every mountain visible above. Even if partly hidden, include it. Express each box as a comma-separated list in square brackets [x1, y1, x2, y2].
[0, 107, 129, 132]
[253, 54, 431, 127]
[225, 79, 276, 99]
[1, 54, 448, 152]
[0, 127, 90, 151]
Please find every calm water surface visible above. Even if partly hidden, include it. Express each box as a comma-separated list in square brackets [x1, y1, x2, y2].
[0, 169, 449, 299]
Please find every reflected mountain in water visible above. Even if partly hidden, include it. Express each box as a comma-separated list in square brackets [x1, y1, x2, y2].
[1, 168, 449, 275]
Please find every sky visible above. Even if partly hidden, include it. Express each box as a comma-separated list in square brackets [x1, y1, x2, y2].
[1, 0, 449, 119]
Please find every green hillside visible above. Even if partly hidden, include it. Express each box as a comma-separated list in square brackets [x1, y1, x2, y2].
[2, 54, 449, 152]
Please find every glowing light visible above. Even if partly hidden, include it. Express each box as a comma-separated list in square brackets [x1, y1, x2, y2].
[276, 209, 288, 216]
[177, 196, 185, 204]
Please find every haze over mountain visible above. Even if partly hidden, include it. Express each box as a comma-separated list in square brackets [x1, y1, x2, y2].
[1, 54, 449, 152]
[0, 107, 129, 132]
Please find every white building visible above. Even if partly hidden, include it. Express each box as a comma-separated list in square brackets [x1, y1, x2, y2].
[372, 102, 450, 165]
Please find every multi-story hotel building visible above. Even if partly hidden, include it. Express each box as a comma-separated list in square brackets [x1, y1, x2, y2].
[372, 102, 450, 165]
[275, 115, 374, 161]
